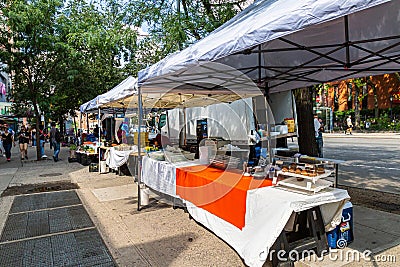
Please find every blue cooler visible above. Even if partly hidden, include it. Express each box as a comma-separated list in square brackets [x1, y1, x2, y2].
[327, 201, 354, 248]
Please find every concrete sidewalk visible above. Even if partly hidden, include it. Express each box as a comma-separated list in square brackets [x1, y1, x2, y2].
[0, 145, 399, 266]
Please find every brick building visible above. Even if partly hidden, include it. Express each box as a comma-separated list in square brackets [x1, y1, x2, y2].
[323, 73, 400, 112]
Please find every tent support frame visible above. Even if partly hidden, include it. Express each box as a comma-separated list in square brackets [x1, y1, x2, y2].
[137, 85, 143, 211]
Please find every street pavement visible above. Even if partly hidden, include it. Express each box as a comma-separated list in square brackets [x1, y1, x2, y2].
[323, 132, 400, 195]
[0, 139, 399, 266]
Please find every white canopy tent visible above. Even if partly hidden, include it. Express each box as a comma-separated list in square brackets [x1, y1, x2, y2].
[80, 76, 138, 113]
[131, 1, 400, 263]
[135, 0, 400, 211]
[138, 0, 400, 94]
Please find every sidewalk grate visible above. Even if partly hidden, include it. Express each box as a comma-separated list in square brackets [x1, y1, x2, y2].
[0, 230, 115, 267]
[9, 190, 80, 214]
[0, 191, 115, 266]
[39, 173, 63, 177]
[1, 206, 94, 242]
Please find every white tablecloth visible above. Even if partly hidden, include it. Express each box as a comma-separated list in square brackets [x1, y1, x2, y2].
[141, 157, 350, 267]
[105, 146, 138, 169]
[141, 156, 199, 197]
[185, 187, 349, 267]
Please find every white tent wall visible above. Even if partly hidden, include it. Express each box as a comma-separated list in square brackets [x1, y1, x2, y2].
[197, 98, 253, 141]
[161, 98, 254, 143]
[161, 109, 180, 142]
[268, 91, 296, 125]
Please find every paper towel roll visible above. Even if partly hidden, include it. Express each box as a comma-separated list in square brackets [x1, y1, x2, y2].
[199, 146, 209, 164]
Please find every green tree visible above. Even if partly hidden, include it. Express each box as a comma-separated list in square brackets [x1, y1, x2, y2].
[0, 0, 66, 160]
[50, 0, 138, 125]
[125, 0, 250, 73]
[0, 0, 139, 160]
[352, 78, 367, 129]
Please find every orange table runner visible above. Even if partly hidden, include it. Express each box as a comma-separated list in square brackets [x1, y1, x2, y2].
[176, 165, 273, 229]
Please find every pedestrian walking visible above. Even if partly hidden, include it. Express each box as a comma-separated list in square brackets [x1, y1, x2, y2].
[39, 129, 48, 159]
[346, 115, 353, 135]
[314, 114, 320, 137]
[31, 127, 37, 147]
[0, 125, 4, 157]
[316, 118, 324, 158]
[2, 128, 15, 162]
[50, 122, 61, 162]
[314, 114, 324, 157]
[18, 125, 30, 160]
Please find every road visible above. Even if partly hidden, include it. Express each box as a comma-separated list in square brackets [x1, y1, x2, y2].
[322, 133, 400, 195]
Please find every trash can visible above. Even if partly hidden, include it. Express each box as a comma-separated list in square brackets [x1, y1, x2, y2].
[326, 201, 354, 248]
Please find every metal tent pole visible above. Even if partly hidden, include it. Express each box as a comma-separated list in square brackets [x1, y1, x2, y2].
[137, 89, 143, 211]
[98, 106, 101, 174]
[183, 107, 187, 146]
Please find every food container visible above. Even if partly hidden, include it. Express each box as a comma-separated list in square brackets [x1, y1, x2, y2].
[210, 155, 241, 170]
[253, 172, 266, 179]
[275, 125, 288, 134]
[284, 118, 295, 133]
[254, 166, 265, 172]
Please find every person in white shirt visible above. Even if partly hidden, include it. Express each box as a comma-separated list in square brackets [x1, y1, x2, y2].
[346, 115, 353, 135]
[314, 114, 321, 138]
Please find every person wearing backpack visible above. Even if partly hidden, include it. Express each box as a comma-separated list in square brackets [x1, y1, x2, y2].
[50, 122, 61, 162]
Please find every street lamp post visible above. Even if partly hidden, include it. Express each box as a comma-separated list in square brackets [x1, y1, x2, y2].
[389, 95, 393, 121]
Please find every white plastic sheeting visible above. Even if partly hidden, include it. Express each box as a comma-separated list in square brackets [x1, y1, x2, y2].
[105, 146, 138, 169]
[141, 156, 199, 198]
[163, 98, 254, 142]
[138, 0, 399, 93]
[184, 98, 254, 141]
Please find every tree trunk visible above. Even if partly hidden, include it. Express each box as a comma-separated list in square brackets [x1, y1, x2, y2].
[366, 77, 379, 118]
[372, 83, 379, 118]
[32, 103, 42, 161]
[73, 114, 77, 137]
[294, 87, 318, 157]
[354, 85, 360, 128]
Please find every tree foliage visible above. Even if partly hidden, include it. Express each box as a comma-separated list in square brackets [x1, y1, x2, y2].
[0, 0, 138, 159]
[1, 0, 254, 160]
[124, 0, 251, 74]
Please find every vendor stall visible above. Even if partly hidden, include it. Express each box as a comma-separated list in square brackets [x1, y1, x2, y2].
[81, 0, 400, 265]
[140, 153, 349, 267]
[79, 76, 139, 172]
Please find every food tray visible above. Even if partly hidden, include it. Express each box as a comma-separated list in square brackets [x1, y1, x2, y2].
[277, 169, 333, 183]
[210, 155, 240, 170]
[277, 177, 333, 193]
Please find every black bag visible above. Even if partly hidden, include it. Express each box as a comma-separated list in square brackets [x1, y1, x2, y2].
[55, 129, 62, 142]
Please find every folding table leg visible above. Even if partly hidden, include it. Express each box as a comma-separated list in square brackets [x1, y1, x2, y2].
[306, 207, 328, 256]
[269, 231, 294, 267]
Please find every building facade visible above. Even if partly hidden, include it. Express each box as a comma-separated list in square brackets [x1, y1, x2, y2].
[320, 73, 400, 112]
[0, 68, 13, 117]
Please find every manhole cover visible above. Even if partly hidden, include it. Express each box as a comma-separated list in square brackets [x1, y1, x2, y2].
[39, 173, 63, 177]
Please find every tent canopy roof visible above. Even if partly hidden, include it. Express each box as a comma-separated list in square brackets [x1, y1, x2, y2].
[138, 0, 400, 94]
[81, 64, 263, 112]
[80, 76, 138, 112]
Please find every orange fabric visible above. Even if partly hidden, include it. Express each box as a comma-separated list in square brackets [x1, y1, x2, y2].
[176, 165, 273, 229]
